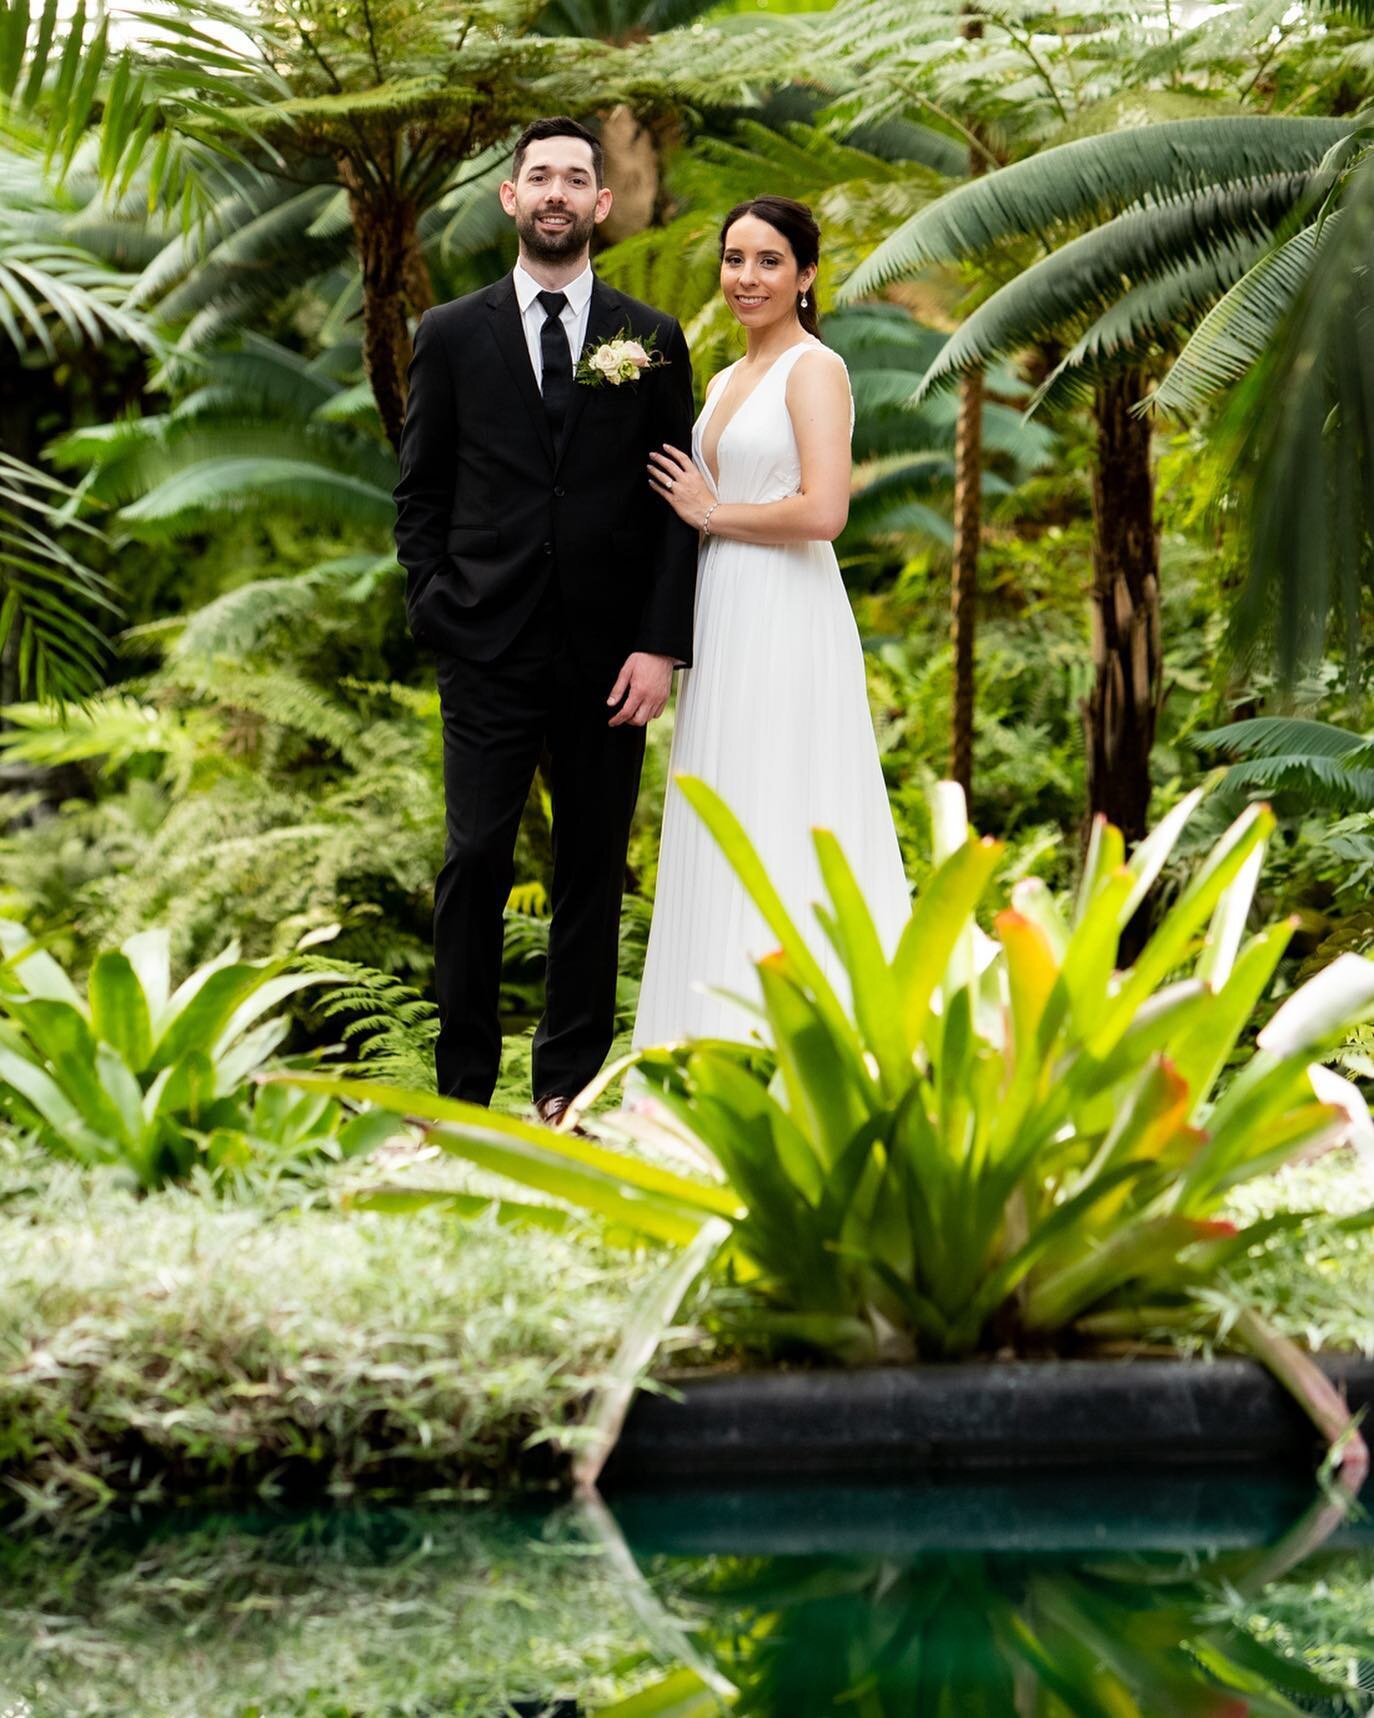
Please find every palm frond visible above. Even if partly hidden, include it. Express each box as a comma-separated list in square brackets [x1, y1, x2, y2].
[1195, 716, 1374, 810]
[0, 235, 165, 357]
[1030, 228, 1272, 413]
[2, 0, 289, 228]
[1197, 715, 1368, 759]
[117, 456, 394, 537]
[0, 451, 115, 704]
[1222, 153, 1374, 677]
[841, 117, 1355, 297]
[138, 182, 350, 342]
[914, 174, 1316, 399]
[1150, 218, 1332, 419]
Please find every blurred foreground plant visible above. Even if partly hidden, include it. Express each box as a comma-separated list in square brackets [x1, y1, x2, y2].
[0, 922, 400, 1188]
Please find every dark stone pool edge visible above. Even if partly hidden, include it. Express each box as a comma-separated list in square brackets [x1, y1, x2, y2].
[602, 1356, 1374, 1484]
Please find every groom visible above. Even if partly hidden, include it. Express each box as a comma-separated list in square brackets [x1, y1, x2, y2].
[393, 115, 697, 1126]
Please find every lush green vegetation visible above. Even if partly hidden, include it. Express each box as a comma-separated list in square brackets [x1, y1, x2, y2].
[0, 1133, 650, 1520]
[5, 0, 1374, 1534]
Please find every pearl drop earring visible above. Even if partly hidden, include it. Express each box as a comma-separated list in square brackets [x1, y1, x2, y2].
[801, 294, 809, 308]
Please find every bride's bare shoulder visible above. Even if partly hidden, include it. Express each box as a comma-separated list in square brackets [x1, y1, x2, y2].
[784, 341, 851, 405]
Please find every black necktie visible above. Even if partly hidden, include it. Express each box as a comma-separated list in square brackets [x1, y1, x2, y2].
[537, 289, 571, 442]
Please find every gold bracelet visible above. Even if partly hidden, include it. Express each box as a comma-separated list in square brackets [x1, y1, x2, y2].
[702, 502, 719, 536]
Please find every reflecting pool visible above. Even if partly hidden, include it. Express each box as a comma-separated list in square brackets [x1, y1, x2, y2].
[3, 1468, 1372, 1715]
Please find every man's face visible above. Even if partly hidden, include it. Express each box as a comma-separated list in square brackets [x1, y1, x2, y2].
[500, 138, 612, 263]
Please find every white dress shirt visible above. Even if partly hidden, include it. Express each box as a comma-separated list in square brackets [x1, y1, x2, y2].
[513, 260, 595, 391]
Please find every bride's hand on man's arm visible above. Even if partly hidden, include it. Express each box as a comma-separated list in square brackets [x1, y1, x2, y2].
[647, 445, 714, 530]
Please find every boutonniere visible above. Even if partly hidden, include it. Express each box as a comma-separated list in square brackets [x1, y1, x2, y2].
[575, 328, 669, 387]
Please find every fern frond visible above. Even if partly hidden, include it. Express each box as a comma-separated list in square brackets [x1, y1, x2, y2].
[171, 555, 400, 660]
[842, 116, 1355, 297]
[914, 173, 1318, 398]
[1150, 216, 1334, 419]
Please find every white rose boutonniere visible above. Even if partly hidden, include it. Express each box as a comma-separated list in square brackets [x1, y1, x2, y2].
[575, 328, 669, 387]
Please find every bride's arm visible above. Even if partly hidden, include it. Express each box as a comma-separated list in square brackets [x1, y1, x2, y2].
[648, 351, 852, 545]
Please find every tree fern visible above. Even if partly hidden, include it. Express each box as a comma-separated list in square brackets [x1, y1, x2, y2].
[1150, 216, 1335, 419]
[133, 181, 355, 348]
[1196, 717, 1374, 810]
[1028, 230, 1272, 413]
[841, 116, 1356, 298]
[913, 173, 1322, 398]
[1222, 153, 1374, 677]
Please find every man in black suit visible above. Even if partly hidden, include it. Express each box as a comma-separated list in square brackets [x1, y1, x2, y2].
[393, 116, 697, 1126]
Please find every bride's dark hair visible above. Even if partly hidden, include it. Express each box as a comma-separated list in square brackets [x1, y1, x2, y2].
[719, 196, 822, 339]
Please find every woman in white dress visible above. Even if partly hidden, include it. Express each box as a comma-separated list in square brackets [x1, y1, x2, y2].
[632, 196, 910, 1049]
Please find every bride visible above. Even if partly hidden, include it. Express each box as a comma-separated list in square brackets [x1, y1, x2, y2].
[632, 195, 911, 1049]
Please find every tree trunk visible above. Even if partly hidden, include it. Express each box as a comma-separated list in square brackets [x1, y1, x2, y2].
[949, 364, 982, 794]
[597, 104, 658, 243]
[1082, 367, 1161, 848]
[343, 161, 431, 453]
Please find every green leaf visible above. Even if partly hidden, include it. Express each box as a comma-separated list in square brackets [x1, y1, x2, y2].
[280, 1073, 741, 1245]
[0, 919, 83, 1006]
[1257, 951, 1374, 1057]
[149, 962, 282, 1073]
[812, 827, 909, 1095]
[6, 997, 132, 1142]
[87, 950, 153, 1067]
[890, 835, 1002, 1055]
[346, 1186, 575, 1229]
[757, 954, 874, 1169]
[574, 1216, 733, 1490]
[1172, 920, 1294, 1114]
[1090, 804, 1275, 1057]
[0, 1039, 94, 1146]
[154, 1049, 216, 1123]
[674, 775, 851, 1037]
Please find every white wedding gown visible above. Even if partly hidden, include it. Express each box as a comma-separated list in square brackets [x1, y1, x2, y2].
[632, 337, 911, 1049]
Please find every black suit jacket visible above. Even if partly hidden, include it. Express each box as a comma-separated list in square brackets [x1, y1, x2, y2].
[393, 273, 698, 671]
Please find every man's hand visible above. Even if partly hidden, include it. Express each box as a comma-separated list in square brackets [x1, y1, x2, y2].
[607, 651, 674, 727]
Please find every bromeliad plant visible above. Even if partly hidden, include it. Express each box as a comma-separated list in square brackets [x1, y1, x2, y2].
[290, 779, 1374, 1462]
[0, 922, 398, 1189]
[599, 779, 1374, 1365]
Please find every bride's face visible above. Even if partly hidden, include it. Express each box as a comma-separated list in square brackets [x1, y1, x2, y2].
[720, 215, 817, 332]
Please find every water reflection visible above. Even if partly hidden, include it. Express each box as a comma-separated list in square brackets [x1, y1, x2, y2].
[600, 1470, 1374, 1717]
[0, 1471, 1369, 1715]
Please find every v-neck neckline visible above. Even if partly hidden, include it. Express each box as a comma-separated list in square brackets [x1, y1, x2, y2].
[698, 339, 814, 491]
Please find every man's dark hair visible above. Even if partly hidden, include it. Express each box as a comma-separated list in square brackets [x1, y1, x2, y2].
[512, 116, 603, 186]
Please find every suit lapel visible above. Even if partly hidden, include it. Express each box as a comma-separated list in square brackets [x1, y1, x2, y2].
[485, 275, 555, 468]
[555, 278, 625, 471]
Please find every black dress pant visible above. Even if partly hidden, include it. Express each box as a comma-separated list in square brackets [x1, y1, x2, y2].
[433, 588, 646, 1105]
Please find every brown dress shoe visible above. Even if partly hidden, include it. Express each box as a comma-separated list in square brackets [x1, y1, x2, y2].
[534, 1094, 589, 1137]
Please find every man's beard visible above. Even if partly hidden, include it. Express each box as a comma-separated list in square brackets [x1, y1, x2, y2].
[516, 204, 596, 262]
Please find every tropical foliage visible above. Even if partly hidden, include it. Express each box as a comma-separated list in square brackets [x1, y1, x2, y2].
[0, 919, 402, 1187]
[5, 0, 1374, 1546]
[293, 779, 1374, 1388]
